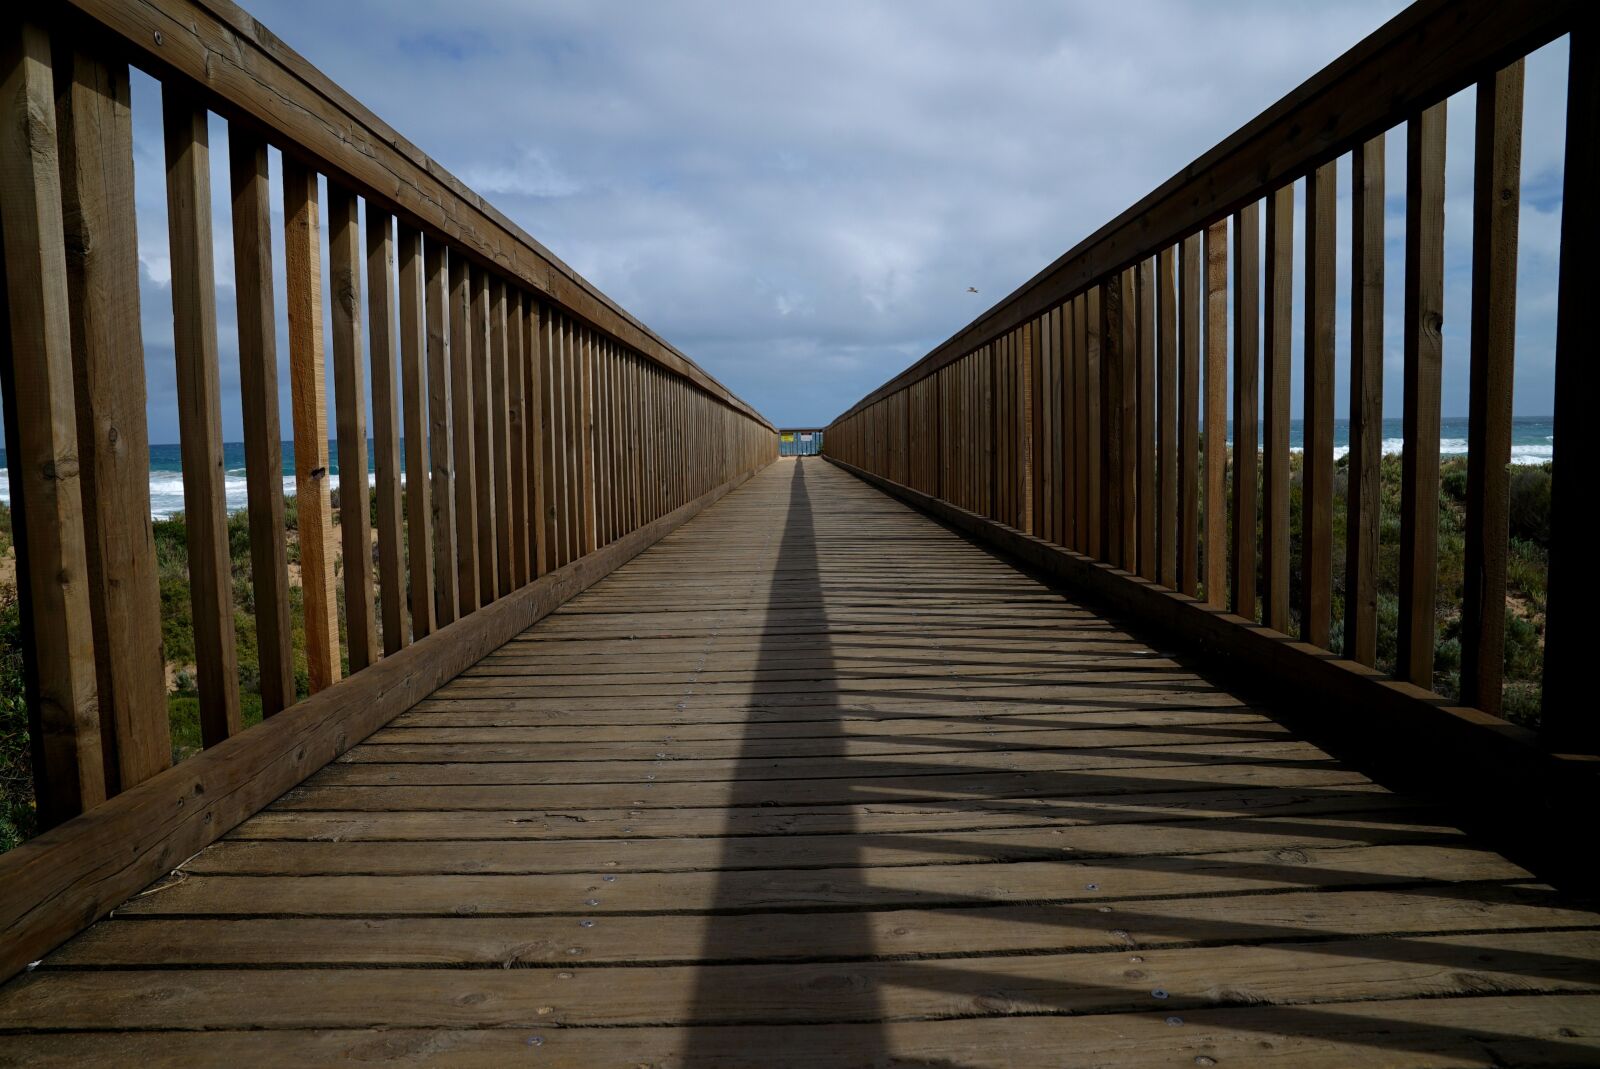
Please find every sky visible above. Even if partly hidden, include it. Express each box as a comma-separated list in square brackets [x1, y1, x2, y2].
[14, 1, 1578, 442]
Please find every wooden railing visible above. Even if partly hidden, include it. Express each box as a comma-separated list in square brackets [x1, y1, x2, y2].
[0, 0, 773, 980]
[828, 1, 1595, 800]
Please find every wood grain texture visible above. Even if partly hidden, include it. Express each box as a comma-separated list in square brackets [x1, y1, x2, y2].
[1302, 162, 1336, 648]
[366, 207, 407, 655]
[56, 45, 168, 782]
[1229, 202, 1258, 620]
[0, 20, 105, 822]
[1346, 138, 1385, 665]
[283, 157, 339, 691]
[1461, 60, 1524, 715]
[1202, 221, 1227, 608]
[1262, 187, 1294, 635]
[3, 458, 1593, 1063]
[423, 235, 457, 627]
[328, 182, 377, 672]
[398, 222, 435, 639]
[163, 87, 241, 741]
[227, 127, 294, 717]
[1398, 104, 1447, 689]
[1177, 234, 1200, 598]
[449, 252, 480, 614]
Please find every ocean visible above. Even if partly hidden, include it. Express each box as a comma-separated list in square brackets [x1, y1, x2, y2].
[0, 416, 1556, 520]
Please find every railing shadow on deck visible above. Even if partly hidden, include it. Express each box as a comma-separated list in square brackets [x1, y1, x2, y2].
[676, 461, 1598, 1064]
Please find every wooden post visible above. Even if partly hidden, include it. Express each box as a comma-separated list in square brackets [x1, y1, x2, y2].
[423, 236, 457, 627]
[506, 289, 529, 586]
[227, 127, 294, 716]
[1101, 275, 1125, 565]
[1202, 220, 1228, 609]
[490, 279, 514, 594]
[327, 183, 376, 672]
[1345, 139, 1385, 663]
[366, 207, 407, 656]
[56, 43, 168, 781]
[449, 252, 479, 614]
[397, 223, 435, 639]
[1462, 60, 1525, 715]
[1177, 234, 1201, 597]
[1303, 163, 1337, 647]
[1136, 260, 1156, 581]
[1156, 247, 1178, 588]
[0, 19, 105, 822]
[1544, 29, 1596, 752]
[1398, 103, 1447, 689]
[471, 269, 497, 604]
[163, 88, 241, 741]
[1262, 187, 1294, 634]
[1084, 288, 1102, 559]
[1231, 202, 1259, 619]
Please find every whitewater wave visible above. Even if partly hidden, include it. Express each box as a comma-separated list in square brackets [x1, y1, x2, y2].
[1, 470, 381, 520]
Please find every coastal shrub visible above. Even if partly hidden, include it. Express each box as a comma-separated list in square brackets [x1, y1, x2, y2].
[1507, 465, 1551, 546]
[0, 586, 34, 852]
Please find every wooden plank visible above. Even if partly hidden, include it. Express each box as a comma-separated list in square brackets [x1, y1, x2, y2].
[227, 128, 294, 718]
[1262, 186, 1294, 635]
[397, 222, 435, 640]
[163, 87, 241, 741]
[0, 19, 104, 822]
[1100, 275, 1124, 564]
[366, 207, 407, 655]
[448, 251, 480, 614]
[283, 158, 340, 692]
[1302, 162, 1336, 647]
[0, 463, 764, 985]
[1345, 139, 1385, 663]
[1544, 28, 1596, 752]
[11, 995, 1600, 1068]
[1177, 233, 1200, 597]
[1230, 202, 1259, 619]
[1136, 259, 1156, 579]
[423, 236, 457, 627]
[1461, 60, 1525, 715]
[1398, 103, 1447, 689]
[55, 44, 168, 780]
[471, 268, 498, 604]
[327, 182, 377, 672]
[1202, 220, 1227, 608]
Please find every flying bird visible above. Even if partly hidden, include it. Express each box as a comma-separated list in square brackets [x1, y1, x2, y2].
[967, 286, 979, 294]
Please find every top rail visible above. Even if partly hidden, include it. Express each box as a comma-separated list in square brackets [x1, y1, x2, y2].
[833, 0, 1574, 425]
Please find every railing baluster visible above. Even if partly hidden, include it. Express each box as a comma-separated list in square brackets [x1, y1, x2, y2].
[1137, 259, 1157, 581]
[1084, 288, 1102, 559]
[366, 208, 406, 655]
[1303, 162, 1337, 646]
[1101, 274, 1126, 566]
[541, 308, 563, 567]
[525, 300, 547, 577]
[1345, 139, 1385, 662]
[506, 289, 528, 587]
[1398, 103, 1448, 689]
[59, 44, 168, 774]
[1069, 297, 1084, 551]
[228, 127, 294, 714]
[163, 88, 241, 738]
[1203, 220, 1227, 609]
[284, 159, 340, 690]
[1119, 268, 1139, 569]
[1545, 28, 1595, 752]
[580, 327, 598, 553]
[1231, 202, 1259, 619]
[1462, 60, 1525, 715]
[1156, 246, 1178, 588]
[448, 252, 479, 613]
[397, 223, 435, 638]
[490, 279, 513, 595]
[328, 183, 376, 671]
[471, 268, 497, 605]
[423, 235, 457, 626]
[0, 19, 105, 819]
[1177, 233, 1201, 598]
[1263, 187, 1294, 634]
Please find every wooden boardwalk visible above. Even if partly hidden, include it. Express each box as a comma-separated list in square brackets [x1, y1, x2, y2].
[2, 458, 1598, 1066]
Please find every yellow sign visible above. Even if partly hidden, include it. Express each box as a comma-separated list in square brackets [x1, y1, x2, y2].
[781, 434, 795, 442]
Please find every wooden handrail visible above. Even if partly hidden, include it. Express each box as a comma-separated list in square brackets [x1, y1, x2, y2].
[826, 0, 1592, 757]
[0, 0, 776, 982]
